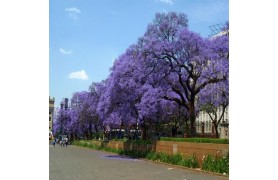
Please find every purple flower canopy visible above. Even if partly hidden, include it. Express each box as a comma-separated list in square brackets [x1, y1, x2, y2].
[53, 12, 229, 138]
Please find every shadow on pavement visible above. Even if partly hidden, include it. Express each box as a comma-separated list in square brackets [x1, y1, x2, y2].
[104, 155, 137, 161]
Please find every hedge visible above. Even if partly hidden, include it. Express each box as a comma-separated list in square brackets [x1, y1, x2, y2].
[160, 137, 229, 144]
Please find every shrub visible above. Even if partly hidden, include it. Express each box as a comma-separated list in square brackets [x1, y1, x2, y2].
[92, 132, 103, 140]
[176, 154, 199, 168]
[168, 153, 183, 165]
[160, 137, 229, 144]
[148, 152, 199, 168]
[125, 139, 153, 144]
[158, 152, 169, 163]
[146, 151, 159, 161]
[201, 153, 229, 174]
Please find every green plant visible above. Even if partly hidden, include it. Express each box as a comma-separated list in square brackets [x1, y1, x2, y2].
[168, 153, 183, 165]
[201, 153, 229, 174]
[145, 151, 159, 161]
[158, 152, 169, 163]
[160, 137, 229, 144]
[176, 154, 199, 168]
[146, 152, 199, 168]
[92, 132, 103, 140]
[126, 139, 153, 144]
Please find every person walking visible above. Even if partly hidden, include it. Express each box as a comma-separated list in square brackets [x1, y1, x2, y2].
[52, 138, 56, 147]
[65, 137, 68, 147]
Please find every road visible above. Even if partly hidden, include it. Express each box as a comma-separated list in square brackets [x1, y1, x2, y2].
[49, 145, 228, 180]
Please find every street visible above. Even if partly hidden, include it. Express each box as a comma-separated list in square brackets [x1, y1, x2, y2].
[49, 145, 228, 180]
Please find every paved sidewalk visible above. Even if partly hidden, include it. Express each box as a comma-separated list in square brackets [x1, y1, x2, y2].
[50, 145, 228, 180]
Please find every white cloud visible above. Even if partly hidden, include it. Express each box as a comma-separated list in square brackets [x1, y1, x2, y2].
[60, 48, 72, 55]
[65, 7, 81, 20]
[158, 0, 173, 5]
[68, 70, 88, 80]
[65, 7, 80, 14]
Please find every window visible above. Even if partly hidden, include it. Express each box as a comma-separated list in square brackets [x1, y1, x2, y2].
[205, 121, 209, 132]
[49, 117, 51, 121]
[208, 121, 211, 132]
[196, 121, 199, 132]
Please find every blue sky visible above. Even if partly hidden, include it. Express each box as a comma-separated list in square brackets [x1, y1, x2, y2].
[50, 0, 229, 107]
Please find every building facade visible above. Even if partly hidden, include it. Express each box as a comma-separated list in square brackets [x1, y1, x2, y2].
[195, 106, 229, 138]
[49, 96, 55, 132]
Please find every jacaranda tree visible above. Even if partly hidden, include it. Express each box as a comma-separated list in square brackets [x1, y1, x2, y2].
[140, 12, 228, 137]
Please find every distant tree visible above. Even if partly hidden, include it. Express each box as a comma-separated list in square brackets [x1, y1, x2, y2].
[53, 107, 70, 136]
[68, 91, 96, 139]
[97, 45, 145, 138]
[88, 81, 106, 138]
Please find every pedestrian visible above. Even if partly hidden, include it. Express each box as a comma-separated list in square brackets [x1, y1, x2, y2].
[65, 137, 68, 147]
[52, 138, 56, 147]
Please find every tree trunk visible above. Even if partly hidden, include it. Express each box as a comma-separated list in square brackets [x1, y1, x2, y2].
[89, 122, 93, 139]
[213, 121, 219, 138]
[189, 101, 196, 137]
[141, 123, 147, 140]
[94, 122, 99, 133]
[172, 126, 177, 137]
